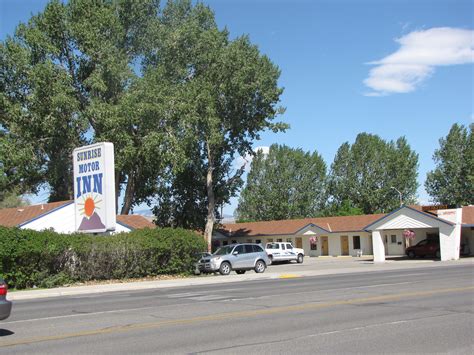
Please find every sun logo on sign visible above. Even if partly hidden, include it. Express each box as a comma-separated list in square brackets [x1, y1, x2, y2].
[78, 194, 102, 219]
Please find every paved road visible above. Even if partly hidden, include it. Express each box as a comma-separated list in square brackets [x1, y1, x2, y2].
[1, 264, 473, 354]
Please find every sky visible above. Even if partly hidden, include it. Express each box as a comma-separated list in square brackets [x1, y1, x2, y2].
[1, 0, 473, 216]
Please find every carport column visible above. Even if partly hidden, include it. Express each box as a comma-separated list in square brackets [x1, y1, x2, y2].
[439, 224, 461, 261]
[372, 230, 385, 263]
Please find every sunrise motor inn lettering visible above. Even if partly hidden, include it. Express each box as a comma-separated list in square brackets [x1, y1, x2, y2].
[73, 143, 116, 233]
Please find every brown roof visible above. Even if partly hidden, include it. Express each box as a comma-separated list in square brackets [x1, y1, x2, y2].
[462, 206, 474, 225]
[116, 215, 155, 230]
[219, 213, 386, 237]
[0, 200, 73, 227]
[0, 200, 155, 230]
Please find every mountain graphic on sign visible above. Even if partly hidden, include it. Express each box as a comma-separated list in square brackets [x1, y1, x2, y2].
[78, 212, 105, 230]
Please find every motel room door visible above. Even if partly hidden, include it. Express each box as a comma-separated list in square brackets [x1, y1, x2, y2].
[321, 237, 329, 256]
[295, 237, 303, 249]
[341, 236, 349, 255]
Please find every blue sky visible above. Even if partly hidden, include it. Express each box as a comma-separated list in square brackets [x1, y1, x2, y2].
[1, 0, 473, 215]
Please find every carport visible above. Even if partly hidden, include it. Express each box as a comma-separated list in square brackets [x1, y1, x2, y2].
[365, 206, 461, 262]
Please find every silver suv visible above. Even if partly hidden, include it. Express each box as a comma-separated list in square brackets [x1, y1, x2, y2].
[198, 244, 270, 275]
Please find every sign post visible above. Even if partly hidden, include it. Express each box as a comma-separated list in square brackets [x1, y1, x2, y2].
[73, 142, 116, 233]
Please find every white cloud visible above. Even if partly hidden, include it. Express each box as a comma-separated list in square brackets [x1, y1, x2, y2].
[364, 27, 474, 96]
[235, 146, 270, 170]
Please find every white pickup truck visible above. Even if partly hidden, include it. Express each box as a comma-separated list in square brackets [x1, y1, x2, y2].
[265, 242, 304, 264]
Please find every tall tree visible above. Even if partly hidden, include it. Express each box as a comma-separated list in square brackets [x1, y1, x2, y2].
[425, 123, 474, 206]
[236, 144, 326, 222]
[144, 1, 286, 248]
[0, 0, 166, 211]
[327, 133, 419, 214]
[153, 145, 245, 230]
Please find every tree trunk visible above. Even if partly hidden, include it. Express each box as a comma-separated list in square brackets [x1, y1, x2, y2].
[120, 172, 135, 215]
[204, 143, 215, 252]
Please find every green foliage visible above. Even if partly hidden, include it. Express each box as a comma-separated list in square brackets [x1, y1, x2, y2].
[1, 0, 285, 221]
[318, 200, 364, 217]
[0, 0, 168, 208]
[236, 144, 326, 222]
[0, 189, 29, 209]
[425, 123, 474, 206]
[140, 1, 286, 242]
[0, 226, 207, 290]
[327, 133, 419, 214]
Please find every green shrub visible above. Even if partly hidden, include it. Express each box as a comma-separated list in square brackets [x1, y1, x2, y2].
[0, 226, 207, 289]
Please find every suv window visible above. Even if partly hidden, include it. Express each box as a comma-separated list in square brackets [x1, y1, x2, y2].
[266, 243, 279, 249]
[215, 245, 233, 255]
[253, 244, 264, 253]
[234, 245, 245, 254]
[244, 244, 255, 253]
[281, 244, 286, 250]
[286, 244, 293, 250]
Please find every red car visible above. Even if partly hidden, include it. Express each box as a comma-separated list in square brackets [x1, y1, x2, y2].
[405, 239, 440, 259]
[0, 278, 12, 320]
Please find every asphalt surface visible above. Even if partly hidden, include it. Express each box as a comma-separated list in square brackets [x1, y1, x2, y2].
[0, 264, 473, 354]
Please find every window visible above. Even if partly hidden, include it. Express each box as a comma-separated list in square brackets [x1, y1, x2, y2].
[310, 242, 317, 251]
[234, 245, 245, 254]
[255, 239, 261, 244]
[252, 244, 264, 253]
[244, 244, 254, 253]
[277, 238, 283, 242]
[246, 239, 252, 243]
[353, 236, 361, 250]
[286, 244, 293, 250]
[390, 235, 397, 244]
[286, 238, 292, 243]
[267, 238, 273, 243]
[223, 241, 228, 246]
[231, 240, 237, 244]
[281, 244, 286, 250]
[426, 233, 438, 243]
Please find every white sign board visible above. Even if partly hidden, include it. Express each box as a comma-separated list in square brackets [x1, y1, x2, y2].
[73, 142, 116, 233]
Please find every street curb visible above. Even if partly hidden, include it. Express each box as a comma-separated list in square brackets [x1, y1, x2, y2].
[8, 258, 473, 301]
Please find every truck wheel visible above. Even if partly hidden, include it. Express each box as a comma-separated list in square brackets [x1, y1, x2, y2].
[236, 270, 246, 274]
[254, 260, 266, 273]
[219, 262, 231, 275]
[297, 254, 304, 264]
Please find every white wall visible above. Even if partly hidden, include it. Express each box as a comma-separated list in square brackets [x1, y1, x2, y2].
[225, 232, 374, 257]
[21, 203, 132, 234]
[21, 203, 76, 234]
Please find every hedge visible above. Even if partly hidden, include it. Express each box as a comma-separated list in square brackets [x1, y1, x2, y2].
[0, 226, 208, 289]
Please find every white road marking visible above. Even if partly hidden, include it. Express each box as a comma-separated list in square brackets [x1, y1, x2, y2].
[165, 292, 203, 298]
[2, 306, 159, 325]
[307, 319, 410, 338]
[188, 295, 227, 301]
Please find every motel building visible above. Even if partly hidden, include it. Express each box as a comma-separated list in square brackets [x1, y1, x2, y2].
[214, 205, 474, 262]
[0, 200, 155, 234]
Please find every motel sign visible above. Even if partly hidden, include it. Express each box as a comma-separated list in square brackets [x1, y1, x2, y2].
[73, 142, 116, 233]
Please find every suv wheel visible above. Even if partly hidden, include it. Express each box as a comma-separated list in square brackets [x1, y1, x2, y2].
[407, 251, 415, 259]
[254, 260, 266, 273]
[297, 254, 304, 263]
[219, 262, 231, 275]
[236, 270, 246, 275]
